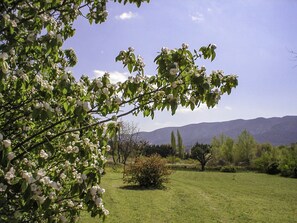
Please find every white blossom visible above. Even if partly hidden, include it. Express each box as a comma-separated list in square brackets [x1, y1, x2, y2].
[30, 183, 38, 192]
[40, 149, 49, 159]
[0, 52, 8, 61]
[83, 102, 90, 111]
[102, 87, 109, 95]
[5, 167, 16, 182]
[11, 20, 17, 27]
[167, 94, 174, 101]
[171, 81, 177, 88]
[161, 47, 170, 54]
[49, 191, 56, 200]
[95, 79, 103, 88]
[182, 43, 189, 49]
[95, 197, 103, 207]
[0, 182, 7, 192]
[3, 139, 11, 148]
[40, 176, 51, 185]
[56, 34, 62, 43]
[22, 171, 34, 184]
[67, 200, 75, 207]
[35, 195, 46, 205]
[103, 208, 109, 216]
[60, 173, 67, 179]
[7, 152, 15, 161]
[37, 169, 46, 178]
[50, 181, 60, 190]
[169, 68, 178, 76]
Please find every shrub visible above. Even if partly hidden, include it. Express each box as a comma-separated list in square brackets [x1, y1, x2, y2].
[266, 162, 280, 175]
[166, 155, 181, 164]
[278, 145, 297, 178]
[124, 155, 171, 188]
[220, 166, 237, 173]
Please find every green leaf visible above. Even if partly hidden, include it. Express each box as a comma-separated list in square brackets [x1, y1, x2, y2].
[128, 63, 133, 73]
[21, 181, 28, 193]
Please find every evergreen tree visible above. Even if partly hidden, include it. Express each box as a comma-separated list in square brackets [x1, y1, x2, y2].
[177, 130, 185, 159]
[171, 131, 177, 154]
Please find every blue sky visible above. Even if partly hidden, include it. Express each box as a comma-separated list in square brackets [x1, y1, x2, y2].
[65, 0, 297, 132]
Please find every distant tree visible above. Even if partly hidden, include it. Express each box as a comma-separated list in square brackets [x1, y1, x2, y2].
[142, 144, 175, 158]
[111, 121, 145, 165]
[191, 143, 212, 171]
[278, 144, 297, 178]
[233, 130, 256, 165]
[211, 134, 234, 165]
[177, 130, 185, 159]
[253, 143, 280, 174]
[171, 131, 177, 155]
[221, 137, 234, 164]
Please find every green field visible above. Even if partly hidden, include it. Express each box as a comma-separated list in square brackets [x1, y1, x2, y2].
[81, 169, 297, 223]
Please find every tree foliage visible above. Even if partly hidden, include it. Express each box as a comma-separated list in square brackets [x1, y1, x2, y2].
[177, 130, 184, 159]
[233, 130, 256, 165]
[0, 0, 238, 221]
[142, 144, 175, 158]
[211, 134, 234, 165]
[170, 131, 176, 154]
[191, 143, 212, 171]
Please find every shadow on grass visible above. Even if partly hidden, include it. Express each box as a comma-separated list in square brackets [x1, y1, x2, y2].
[119, 185, 166, 191]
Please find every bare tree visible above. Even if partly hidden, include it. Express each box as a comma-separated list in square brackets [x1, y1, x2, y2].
[111, 121, 146, 165]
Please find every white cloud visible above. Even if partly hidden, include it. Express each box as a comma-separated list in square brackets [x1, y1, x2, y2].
[93, 70, 128, 84]
[115, 11, 137, 20]
[176, 104, 208, 114]
[190, 13, 205, 23]
[224, 106, 232, 110]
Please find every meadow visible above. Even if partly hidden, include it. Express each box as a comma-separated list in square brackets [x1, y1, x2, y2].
[81, 168, 297, 223]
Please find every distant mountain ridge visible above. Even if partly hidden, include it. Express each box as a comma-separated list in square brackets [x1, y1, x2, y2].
[138, 116, 297, 148]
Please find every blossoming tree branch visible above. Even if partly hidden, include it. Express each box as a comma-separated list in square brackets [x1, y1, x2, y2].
[0, 0, 238, 222]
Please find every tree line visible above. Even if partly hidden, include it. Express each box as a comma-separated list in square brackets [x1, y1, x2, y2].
[111, 124, 297, 178]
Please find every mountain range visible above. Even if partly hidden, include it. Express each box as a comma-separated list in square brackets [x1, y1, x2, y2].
[138, 116, 297, 148]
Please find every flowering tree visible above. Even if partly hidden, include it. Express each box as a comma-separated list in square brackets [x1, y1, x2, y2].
[0, 0, 238, 222]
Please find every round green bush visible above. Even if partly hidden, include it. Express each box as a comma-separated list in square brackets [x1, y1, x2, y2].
[124, 155, 171, 188]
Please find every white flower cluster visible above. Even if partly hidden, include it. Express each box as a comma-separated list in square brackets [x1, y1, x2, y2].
[35, 102, 53, 112]
[169, 63, 179, 76]
[40, 149, 49, 159]
[0, 182, 8, 192]
[89, 185, 109, 215]
[65, 145, 79, 153]
[2, 138, 11, 148]
[76, 100, 90, 111]
[4, 167, 16, 183]
[161, 47, 170, 54]
[0, 52, 9, 61]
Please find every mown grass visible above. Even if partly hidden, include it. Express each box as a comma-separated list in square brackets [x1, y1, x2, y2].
[80, 168, 297, 223]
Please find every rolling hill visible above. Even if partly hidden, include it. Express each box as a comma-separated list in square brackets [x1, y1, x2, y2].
[138, 116, 297, 148]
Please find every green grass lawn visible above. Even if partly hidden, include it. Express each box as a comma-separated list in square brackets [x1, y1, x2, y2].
[80, 169, 297, 223]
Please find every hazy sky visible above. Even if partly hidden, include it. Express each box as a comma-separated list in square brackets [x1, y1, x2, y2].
[65, 0, 297, 132]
